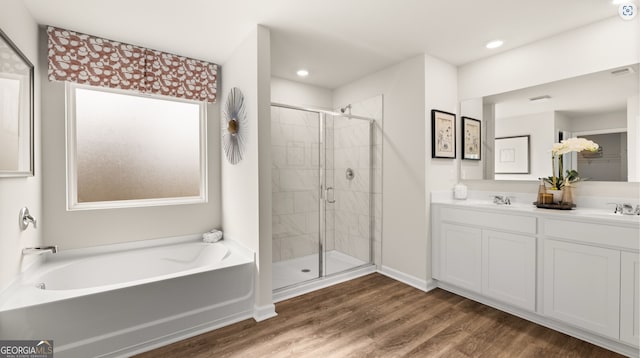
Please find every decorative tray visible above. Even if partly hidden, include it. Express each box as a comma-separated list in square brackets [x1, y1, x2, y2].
[533, 202, 576, 210]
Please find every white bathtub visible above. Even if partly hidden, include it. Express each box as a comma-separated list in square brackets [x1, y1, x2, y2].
[0, 236, 255, 358]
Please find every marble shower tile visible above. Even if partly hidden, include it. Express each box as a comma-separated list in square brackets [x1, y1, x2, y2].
[294, 191, 318, 213]
[286, 142, 305, 167]
[272, 192, 294, 215]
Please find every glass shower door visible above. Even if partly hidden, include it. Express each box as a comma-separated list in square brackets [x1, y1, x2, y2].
[271, 105, 321, 290]
[322, 114, 372, 276]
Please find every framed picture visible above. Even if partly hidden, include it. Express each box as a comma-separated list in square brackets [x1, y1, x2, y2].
[494, 135, 530, 174]
[462, 117, 481, 160]
[431, 109, 456, 159]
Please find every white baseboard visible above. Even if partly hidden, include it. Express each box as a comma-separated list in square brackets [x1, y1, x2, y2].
[253, 304, 277, 322]
[378, 265, 436, 293]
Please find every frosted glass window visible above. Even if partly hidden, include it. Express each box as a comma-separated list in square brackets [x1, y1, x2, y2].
[67, 84, 207, 210]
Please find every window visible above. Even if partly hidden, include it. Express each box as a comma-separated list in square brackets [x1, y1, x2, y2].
[66, 83, 207, 210]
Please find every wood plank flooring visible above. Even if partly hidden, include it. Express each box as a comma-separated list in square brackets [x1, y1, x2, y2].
[136, 273, 623, 358]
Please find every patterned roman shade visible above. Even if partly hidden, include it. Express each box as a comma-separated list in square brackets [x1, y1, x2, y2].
[47, 26, 218, 103]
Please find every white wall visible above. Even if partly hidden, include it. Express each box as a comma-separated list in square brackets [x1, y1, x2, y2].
[494, 112, 555, 181]
[0, 2, 42, 290]
[271, 77, 332, 109]
[424, 54, 459, 282]
[40, 28, 222, 250]
[333, 55, 427, 283]
[570, 110, 627, 133]
[221, 26, 273, 313]
[458, 16, 640, 100]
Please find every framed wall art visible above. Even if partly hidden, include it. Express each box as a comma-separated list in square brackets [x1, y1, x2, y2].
[431, 109, 456, 159]
[494, 135, 530, 174]
[462, 117, 481, 160]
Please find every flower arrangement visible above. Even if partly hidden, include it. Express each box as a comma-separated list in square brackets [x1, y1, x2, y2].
[544, 137, 599, 190]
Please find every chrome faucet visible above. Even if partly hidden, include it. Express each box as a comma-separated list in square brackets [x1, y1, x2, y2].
[22, 246, 58, 255]
[492, 195, 512, 205]
[19, 207, 37, 230]
[608, 203, 640, 215]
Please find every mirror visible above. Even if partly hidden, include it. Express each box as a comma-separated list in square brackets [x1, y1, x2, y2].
[461, 64, 639, 183]
[0, 28, 34, 177]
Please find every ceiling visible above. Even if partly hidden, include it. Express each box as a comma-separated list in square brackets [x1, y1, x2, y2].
[23, 0, 624, 89]
[486, 64, 639, 119]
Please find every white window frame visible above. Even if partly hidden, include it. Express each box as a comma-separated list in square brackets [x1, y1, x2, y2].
[65, 83, 208, 211]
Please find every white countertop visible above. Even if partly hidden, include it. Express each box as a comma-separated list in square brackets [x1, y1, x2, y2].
[432, 192, 640, 227]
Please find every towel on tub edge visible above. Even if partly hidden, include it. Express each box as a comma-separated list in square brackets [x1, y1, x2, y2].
[203, 229, 223, 243]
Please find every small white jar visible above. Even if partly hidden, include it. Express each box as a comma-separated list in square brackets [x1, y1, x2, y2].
[453, 183, 468, 200]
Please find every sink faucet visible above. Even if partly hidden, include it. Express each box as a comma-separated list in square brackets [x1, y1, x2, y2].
[22, 246, 58, 255]
[608, 203, 640, 215]
[493, 195, 511, 205]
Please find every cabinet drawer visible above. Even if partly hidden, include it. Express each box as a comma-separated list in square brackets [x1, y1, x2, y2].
[543, 219, 639, 250]
[441, 207, 536, 235]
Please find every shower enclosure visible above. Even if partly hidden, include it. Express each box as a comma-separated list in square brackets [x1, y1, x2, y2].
[271, 103, 374, 291]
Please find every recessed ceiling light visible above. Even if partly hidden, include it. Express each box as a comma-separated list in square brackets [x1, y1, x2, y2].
[296, 69, 309, 77]
[485, 40, 504, 49]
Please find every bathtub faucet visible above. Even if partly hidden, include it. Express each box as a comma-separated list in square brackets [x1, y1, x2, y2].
[22, 246, 58, 255]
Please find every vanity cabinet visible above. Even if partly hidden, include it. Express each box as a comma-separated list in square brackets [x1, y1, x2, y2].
[482, 230, 536, 311]
[542, 239, 620, 339]
[432, 202, 640, 355]
[621, 251, 640, 346]
[439, 223, 482, 292]
[434, 207, 536, 311]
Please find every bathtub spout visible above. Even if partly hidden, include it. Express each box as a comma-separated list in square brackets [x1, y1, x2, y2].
[22, 246, 58, 255]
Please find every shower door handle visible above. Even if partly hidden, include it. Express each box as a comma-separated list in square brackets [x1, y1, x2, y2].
[325, 186, 336, 204]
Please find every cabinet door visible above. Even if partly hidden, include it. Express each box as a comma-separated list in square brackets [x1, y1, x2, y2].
[440, 223, 482, 293]
[543, 239, 620, 339]
[621, 251, 640, 347]
[482, 230, 536, 311]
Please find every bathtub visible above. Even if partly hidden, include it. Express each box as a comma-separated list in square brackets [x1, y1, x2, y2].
[0, 236, 255, 358]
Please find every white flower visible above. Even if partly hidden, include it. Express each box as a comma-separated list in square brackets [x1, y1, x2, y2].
[551, 137, 599, 155]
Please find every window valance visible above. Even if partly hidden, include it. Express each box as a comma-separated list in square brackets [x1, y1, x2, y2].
[47, 26, 218, 103]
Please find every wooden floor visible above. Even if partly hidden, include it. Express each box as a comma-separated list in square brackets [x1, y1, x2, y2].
[136, 273, 623, 358]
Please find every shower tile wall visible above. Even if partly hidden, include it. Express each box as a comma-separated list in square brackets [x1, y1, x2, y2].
[334, 95, 383, 267]
[332, 119, 371, 262]
[271, 107, 324, 262]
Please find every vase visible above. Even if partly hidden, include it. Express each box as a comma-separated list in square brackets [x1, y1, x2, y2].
[561, 185, 574, 206]
[548, 189, 563, 204]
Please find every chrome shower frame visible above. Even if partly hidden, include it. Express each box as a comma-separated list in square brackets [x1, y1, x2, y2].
[271, 102, 375, 291]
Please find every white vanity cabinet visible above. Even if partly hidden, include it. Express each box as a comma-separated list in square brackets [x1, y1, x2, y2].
[541, 218, 639, 341]
[438, 223, 482, 293]
[542, 239, 620, 339]
[432, 202, 640, 356]
[482, 230, 536, 311]
[621, 251, 640, 346]
[433, 206, 536, 311]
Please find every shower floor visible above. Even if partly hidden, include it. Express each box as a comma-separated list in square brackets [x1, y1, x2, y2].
[272, 250, 367, 290]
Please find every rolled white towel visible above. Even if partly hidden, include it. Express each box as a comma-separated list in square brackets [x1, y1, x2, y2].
[203, 230, 223, 243]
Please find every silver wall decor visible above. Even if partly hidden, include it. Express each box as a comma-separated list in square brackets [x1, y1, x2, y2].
[222, 87, 247, 164]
